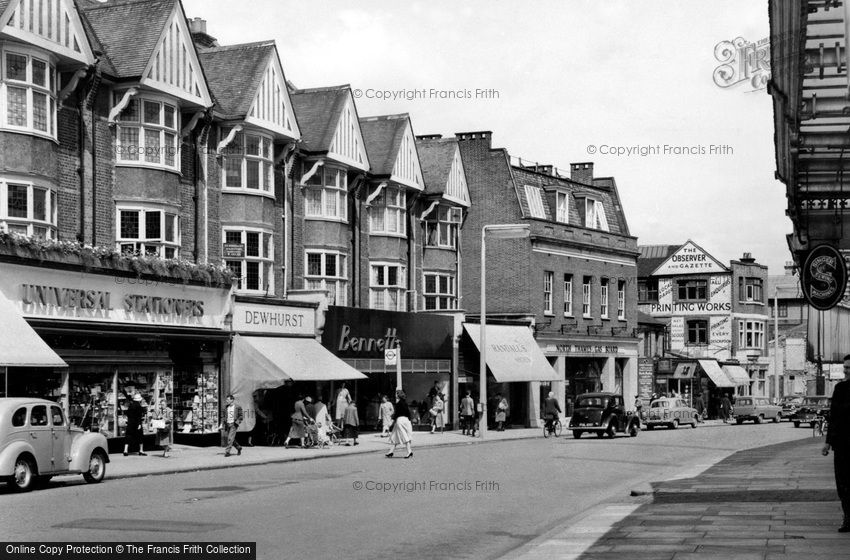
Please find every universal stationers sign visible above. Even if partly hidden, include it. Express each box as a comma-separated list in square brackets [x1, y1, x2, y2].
[801, 244, 848, 311]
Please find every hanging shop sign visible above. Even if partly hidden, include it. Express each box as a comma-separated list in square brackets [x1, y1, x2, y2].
[0, 262, 230, 329]
[231, 300, 315, 336]
[800, 243, 848, 311]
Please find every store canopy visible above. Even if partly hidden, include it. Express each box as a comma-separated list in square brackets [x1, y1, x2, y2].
[698, 359, 735, 388]
[722, 365, 751, 386]
[463, 323, 559, 382]
[0, 292, 67, 368]
[673, 362, 697, 379]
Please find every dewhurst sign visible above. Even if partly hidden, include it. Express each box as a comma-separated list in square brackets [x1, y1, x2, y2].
[801, 244, 848, 311]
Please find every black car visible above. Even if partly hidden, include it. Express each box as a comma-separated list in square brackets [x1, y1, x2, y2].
[779, 396, 804, 420]
[568, 392, 640, 439]
[790, 396, 831, 428]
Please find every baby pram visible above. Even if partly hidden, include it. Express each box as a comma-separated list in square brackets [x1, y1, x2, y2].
[303, 418, 339, 448]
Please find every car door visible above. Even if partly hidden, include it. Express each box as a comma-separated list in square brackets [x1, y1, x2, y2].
[28, 405, 55, 474]
[50, 405, 71, 473]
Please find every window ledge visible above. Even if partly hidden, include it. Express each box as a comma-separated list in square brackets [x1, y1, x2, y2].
[369, 232, 408, 239]
[424, 245, 457, 251]
[222, 188, 275, 199]
[304, 216, 349, 224]
[116, 162, 181, 175]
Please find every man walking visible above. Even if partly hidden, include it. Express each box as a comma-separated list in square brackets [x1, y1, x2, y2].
[720, 394, 732, 423]
[222, 394, 243, 457]
[693, 392, 706, 423]
[460, 391, 475, 436]
[823, 354, 850, 532]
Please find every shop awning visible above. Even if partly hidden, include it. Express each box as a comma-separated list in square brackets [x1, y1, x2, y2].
[463, 323, 559, 382]
[698, 359, 734, 388]
[231, 334, 367, 385]
[722, 365, 751, 386]
[673, 362, 697, 379]
[0, 292, 67, 367]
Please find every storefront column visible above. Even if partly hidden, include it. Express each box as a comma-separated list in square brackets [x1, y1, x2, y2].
[622, 357, 638, 411]
[529, 381, 542, 427]
[601, 357, 616, 393]
[552, 356, 566, 420]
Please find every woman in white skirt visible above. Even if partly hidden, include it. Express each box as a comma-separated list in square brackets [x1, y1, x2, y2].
[386, 390, 413, 459]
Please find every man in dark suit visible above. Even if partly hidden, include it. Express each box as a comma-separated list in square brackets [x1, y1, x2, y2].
[222, 394, 244, 457]
[823, 355, 850, 532]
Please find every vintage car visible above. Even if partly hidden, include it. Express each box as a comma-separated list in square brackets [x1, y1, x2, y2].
[568, 393, 640, 438]
[732, 396, 782, 424]
[791, 396, 831, 428]
[0, 398, 109, 491]
[779, 396, 804, 420]
[644, 397, 699, 429]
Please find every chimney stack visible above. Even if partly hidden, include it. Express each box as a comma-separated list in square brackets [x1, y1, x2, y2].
[740, 252, 755, 263]
[189, 17, 219, 48]
[455, 131, 492, 148]
[416, 134, 443, 141]
[570, 162, 594, 184]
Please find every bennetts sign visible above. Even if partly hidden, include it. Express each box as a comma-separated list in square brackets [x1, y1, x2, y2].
[801, 244, 848, 311]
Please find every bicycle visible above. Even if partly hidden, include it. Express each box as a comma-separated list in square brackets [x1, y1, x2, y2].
[543, 417, 563, 438]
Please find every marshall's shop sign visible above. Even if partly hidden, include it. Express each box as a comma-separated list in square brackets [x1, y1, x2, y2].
[801, 243, 848, 311]
[322, 306, 453, 359]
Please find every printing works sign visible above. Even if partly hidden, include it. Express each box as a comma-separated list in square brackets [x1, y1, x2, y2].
[800, 244, 848, 311]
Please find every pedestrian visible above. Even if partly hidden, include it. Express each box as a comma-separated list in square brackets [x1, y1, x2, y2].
[822, 354, 850, 532]
[720, 394, 732, 423]
[386, 390, 413, 459]
[305, 395, 316, 419]
[313, 395, 332, 447]
[428, 381, 441, 401]
[634, 396, 643, 423]
[430, 392, 445, 434]
[379, 394, 394, 437]
[152, 400, 172, 458]
[221, 394, 243, 457]
[693, 392, 706, 423]
[284, 394, 310, 448]
[334, 382, 351, 429]
[343, 399, 360, 445]
[543, 391, 562, 433]
[460, 391, 475, 436]
[123, 392, 147, 456]
[495, 393, 508, 431]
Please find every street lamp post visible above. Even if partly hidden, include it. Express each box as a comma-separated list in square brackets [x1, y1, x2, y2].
[479, 223, 531, 440]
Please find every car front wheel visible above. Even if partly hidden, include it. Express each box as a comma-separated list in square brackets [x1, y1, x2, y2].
[83, 450, 107, 484]
[794, 421, 800, 428]
[573, 430, 582, 439]
[8, 456, 35, 492]
[755, 415, 763, 424]
[628, 423, 638, 437]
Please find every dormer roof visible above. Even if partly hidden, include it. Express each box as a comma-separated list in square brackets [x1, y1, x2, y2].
[360, 114, 423, 190]
[416, 137, 470, 207]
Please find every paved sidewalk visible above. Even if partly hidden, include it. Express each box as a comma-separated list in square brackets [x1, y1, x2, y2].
[506, 437, 846, 560]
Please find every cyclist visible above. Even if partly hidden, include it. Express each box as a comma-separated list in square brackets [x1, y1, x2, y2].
[543, 391, 562, 434]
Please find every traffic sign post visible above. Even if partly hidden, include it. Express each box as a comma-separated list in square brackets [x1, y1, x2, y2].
[385, 346, 401, 392]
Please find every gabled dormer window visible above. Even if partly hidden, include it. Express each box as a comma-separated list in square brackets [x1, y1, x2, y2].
[2, 47, 57, 139]
[555, 192, 569, 223]
[114, 92, 180, 172]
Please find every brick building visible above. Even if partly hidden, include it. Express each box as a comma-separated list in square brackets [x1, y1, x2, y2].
[452, 131, 640, 427]
[638, 241, 771, 416]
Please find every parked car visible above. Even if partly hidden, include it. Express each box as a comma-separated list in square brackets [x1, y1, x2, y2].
[791, 396, 831, 428]
[568, 393, 640, 439]
[779, 396, 804, 420]
[0, 398, 109, 492]
[732, 396, 782, 424]
[644, 397, 699, 429]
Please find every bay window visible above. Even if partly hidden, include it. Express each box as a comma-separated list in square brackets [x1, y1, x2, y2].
[370, 186, 406, 235]
[0, 180, 57, 239]
[305, 250, 348, 306]
[117, 207, 180, 258]
[425, 206, 459, 248]
[224, 228, 274, 293]
[115, 93, 179, 171]
[221, 129, 274, 192]
[423, 273, 456, 310]
[303, 166, 348, 221]
[370, 262, 406, 311]
[2, 47, 57, 138]
[738, 320, 765, 349]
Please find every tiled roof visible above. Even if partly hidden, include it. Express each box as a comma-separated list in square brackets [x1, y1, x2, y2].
[416, 137, 457, 196]
[0, 1, 12, 19]
[198, 41, 274, 119]
[638, 244, 681, 277]
[290, 86, 350, 153]
[359, 114, 408, 177]
[78, 0, 175, 79]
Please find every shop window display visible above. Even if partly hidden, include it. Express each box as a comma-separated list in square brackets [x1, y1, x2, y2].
[69, 371, 116, 436]
[176, 365, 219, 433]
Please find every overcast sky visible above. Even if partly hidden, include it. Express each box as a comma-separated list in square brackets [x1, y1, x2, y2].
[183, 0, 788, 275]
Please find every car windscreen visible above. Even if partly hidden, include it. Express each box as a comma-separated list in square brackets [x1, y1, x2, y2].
[651, 401, 670, 408]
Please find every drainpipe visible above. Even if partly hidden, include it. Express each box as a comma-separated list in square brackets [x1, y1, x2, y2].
[349, 174, 366, 306]
[76, 90, 86, 243]
[84, 60, 102, 246]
